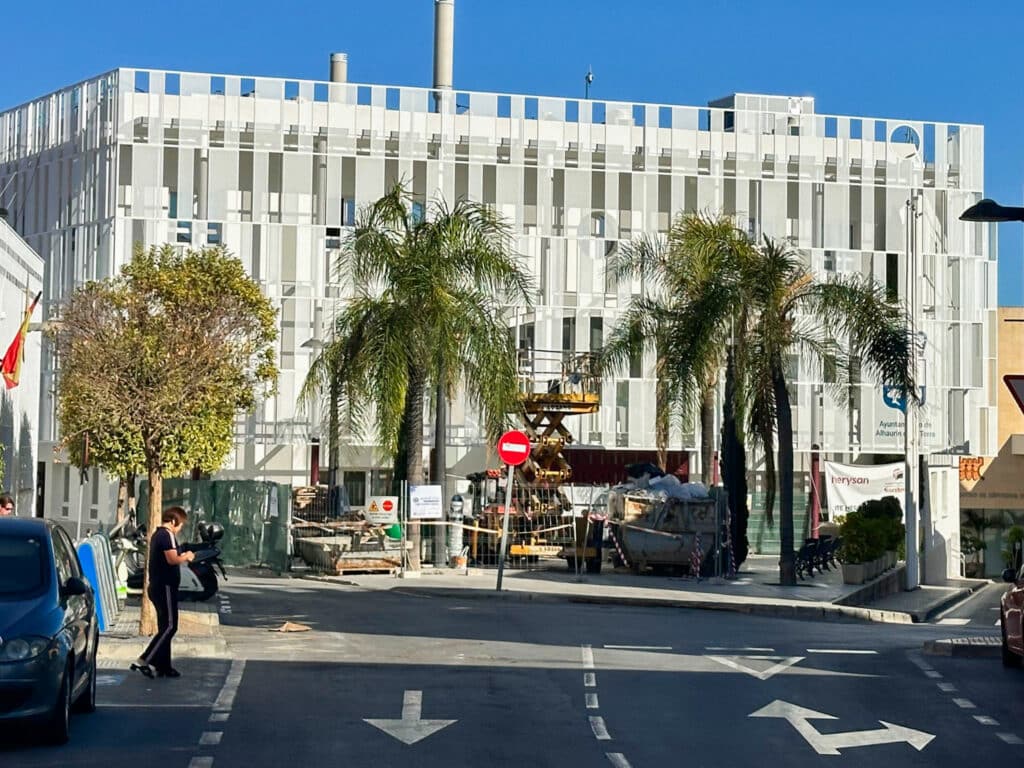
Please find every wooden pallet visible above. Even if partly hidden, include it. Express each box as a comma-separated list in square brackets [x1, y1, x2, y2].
[332, 558, 400, 576]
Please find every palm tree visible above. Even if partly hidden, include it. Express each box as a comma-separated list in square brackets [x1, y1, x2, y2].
[604, 214, 755, 566]
[604, 215, 751, 480]
[740, 236, 916, 585]
[300, 184, 533, 567]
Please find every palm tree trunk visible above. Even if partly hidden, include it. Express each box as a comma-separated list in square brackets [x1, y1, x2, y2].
[140, 462, 162, 636]
[655, 359, 669, 471]
[721, 348, 749, 568]
[404, 369, 427, 570]
[771, 358, 796, 586]
[699, 387, 716, 484]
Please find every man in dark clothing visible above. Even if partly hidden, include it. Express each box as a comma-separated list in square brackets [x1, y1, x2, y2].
[131, 506, 195, 679]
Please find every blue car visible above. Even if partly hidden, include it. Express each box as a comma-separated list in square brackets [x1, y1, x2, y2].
[0, 518, 99, 743]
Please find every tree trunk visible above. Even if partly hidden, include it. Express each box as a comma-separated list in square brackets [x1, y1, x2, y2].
[699, 386, 716, 485]
[116, 477, 128, 525]
[328, 378, 341, 516]
[721, 348, 749, 569]
[140, 464, 163, 636]
[432, 376, 447, 565]
[655, 357, 669, 471]
[404, 370, 427, 570]
[771, 358, 796, 586]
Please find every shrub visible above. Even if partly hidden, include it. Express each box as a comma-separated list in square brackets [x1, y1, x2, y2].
[839, 497, 905, 563]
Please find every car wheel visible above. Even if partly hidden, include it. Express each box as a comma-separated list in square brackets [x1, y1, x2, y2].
[45, 661, 73, 744]
[1002, 616, 1022, 669]
[73, 651, 97, 714]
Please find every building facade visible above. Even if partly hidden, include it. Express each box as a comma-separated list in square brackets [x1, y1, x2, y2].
[0, 215, 44, 515]
[0, 67, 996, 526]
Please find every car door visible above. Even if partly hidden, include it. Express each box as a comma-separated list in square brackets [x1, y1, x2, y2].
[1008, 564, 1024, 654]
[51, 528, 90, 690]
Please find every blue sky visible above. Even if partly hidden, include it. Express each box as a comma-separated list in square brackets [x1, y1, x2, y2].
[5, 0, 1022, 302]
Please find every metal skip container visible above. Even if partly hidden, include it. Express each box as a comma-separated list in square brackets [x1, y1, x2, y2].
[609, 489, 721, 575]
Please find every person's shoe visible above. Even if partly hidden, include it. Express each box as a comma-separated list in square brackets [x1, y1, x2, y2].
[156, 667, 181, 678]
[130, 661, 154, 679]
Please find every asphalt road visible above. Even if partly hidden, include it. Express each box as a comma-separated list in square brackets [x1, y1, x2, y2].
[5, 574, 1021, 768]
[931, 581, 1007, 630]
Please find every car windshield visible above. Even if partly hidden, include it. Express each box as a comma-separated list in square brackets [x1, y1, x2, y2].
[0, 534, 48, 597]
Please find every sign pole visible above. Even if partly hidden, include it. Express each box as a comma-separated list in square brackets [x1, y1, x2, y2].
[495, 463, 515, 591]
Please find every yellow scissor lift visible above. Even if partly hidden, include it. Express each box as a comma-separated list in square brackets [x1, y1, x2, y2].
[476, 350, 602, 569]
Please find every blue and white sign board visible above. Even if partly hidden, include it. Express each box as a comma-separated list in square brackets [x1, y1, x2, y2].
[409, 484, 444, 520]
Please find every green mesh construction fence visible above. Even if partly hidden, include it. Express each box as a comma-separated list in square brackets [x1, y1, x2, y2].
[138, 479, 292, 572]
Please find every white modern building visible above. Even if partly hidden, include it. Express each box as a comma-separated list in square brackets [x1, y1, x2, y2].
[0, 52, 996, 530]
[0, 214, 44, 515]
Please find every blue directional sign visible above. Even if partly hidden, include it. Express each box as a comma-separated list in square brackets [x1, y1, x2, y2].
[882, 385, 926, 412]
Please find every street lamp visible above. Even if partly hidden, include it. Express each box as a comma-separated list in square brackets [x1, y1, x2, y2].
[959, 198, 1024, 223]
[904, 194, 921, 591]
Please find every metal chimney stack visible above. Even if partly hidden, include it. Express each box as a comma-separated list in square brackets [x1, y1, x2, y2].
[433, 0, 454, 90]
[330, 52, 348, 84]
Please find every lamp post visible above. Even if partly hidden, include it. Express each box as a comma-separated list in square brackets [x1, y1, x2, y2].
[905, 194, 921, 591]
[959, 198, 1024, 223]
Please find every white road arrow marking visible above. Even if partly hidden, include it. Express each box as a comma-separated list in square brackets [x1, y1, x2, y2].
[749, 699, 935, 755]
[707, 654, 805, 680]
[364, 690, 457, 745]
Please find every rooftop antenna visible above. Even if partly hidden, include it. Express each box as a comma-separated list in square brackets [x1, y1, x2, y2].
[585, 66, 594, 99]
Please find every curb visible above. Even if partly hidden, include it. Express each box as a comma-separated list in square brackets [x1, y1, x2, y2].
[385, 586, 915, 624]
[97, 635, 229, 662]
[923, 637, 1002, 658]
[919, 588, 976, 623]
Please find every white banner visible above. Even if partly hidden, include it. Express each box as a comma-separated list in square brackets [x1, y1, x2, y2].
[823, 461, 905, 518]
[408, 484, 444, 520]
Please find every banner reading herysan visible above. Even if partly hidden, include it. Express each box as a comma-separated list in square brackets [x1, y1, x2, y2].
[823, 461, 905, 518]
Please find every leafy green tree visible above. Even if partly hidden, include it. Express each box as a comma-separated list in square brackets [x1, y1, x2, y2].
[301, 185, 533, 568]
[53, 245, 278, 632]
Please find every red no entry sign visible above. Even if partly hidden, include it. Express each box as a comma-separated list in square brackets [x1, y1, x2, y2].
[497, 430, 531, 466]
[382, 499, 394, 512]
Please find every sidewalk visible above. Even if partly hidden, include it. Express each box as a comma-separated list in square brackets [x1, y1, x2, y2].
[98, 598, 228, 665]
[311, 555, 991, 626]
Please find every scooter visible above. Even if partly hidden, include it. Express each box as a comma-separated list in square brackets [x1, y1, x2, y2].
[127, 521, 227, 602]
[179, 521, 228, 601]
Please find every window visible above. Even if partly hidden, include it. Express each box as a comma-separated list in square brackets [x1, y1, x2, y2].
[343, 471, 366, 508]
[562, 316, 576, 353]
[886, 253, 900, 302]
[0, 535, 47, 596]
[168, 191, 178, 219]
[341, 198, 355, 226]
[165, 73, 180, 96]
[411, 201, 425, 224]
[176, 221, 192, 244]
[370, 470, 393, 497]
[207, 222, 222, 245]
[629, 347, 643, 379]
[589, 317, 603, 352]
[50, 528, 74, 583]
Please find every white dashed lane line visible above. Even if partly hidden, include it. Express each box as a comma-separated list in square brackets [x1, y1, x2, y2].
[584, 673, 596, 687]
[953, 698, 977, 710]
[189, 758, 214, 768]
[937, 682, 957, 693]
[976, 716, 1000, 726]
[199, 732, 223, 746]
[998, 733, 1024, 745]
[586, 693, 600, 709]
[606, 753, 633, 768]
[589, 716, 611, 740]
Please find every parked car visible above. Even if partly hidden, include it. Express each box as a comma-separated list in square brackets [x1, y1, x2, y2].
[1001, 564, 1024, 667]
[0, 518, 99, 743]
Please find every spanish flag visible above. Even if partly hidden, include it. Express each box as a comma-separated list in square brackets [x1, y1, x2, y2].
[1, 291, 42, 389]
